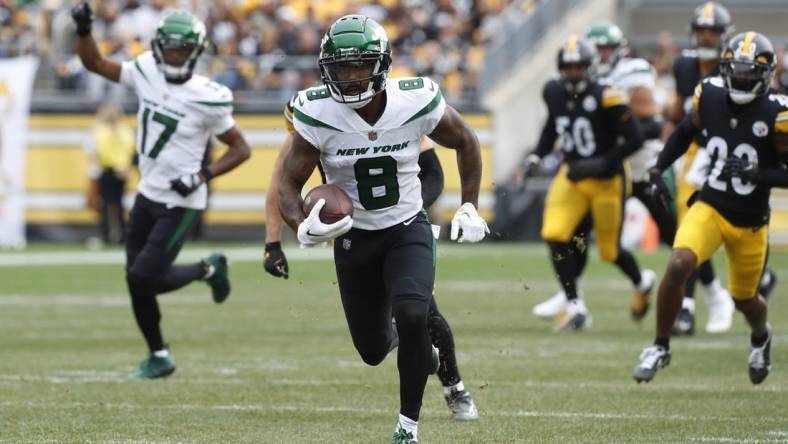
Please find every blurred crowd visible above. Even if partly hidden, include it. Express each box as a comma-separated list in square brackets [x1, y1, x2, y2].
[1, 0, 520, 103]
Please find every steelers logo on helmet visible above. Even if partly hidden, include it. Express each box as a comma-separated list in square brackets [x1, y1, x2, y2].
[557, 35, 598, 96]
[318, 15, 392, 109]
[689, 2, 733, 61]
[720, 31, 776, 105]
[151, 10, 207, 84]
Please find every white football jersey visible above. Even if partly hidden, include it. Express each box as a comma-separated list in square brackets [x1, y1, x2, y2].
[292, 77, 446, 230]
[119, 51, 235, 209]
[604, 57, 661, 182]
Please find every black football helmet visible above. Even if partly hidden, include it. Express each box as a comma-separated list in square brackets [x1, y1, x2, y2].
[557, 35, 598, 95]
[721, 32, 776, 104]
[690, 2, 733, 61]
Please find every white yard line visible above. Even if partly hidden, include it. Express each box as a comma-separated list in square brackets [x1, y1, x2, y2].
[0, 399, 782, 424]
[0, 244, 542, 267]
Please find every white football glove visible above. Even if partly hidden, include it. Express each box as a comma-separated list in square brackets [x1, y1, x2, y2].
[450, 202, 489, 243]
[297, 198, 353, 246]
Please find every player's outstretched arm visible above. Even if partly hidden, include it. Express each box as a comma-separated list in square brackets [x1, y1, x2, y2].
[428, 105, 481, 207]
[71, 2, 121, 82]
[428, 105, 488, 243]
[279, 133, 320, 231]
[263, 134, 293, 279]
[266, 134, 292, 244]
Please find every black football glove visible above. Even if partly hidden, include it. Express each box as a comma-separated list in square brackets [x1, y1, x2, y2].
[71, 2, 94, 36]
[170, 173, 205, 197]
[264, 242, 289, 279]
[721, 156, 759, 184]
[567, 157, 608, 181]
[646, 167, 673, 211]
[523, 154, 541, 177]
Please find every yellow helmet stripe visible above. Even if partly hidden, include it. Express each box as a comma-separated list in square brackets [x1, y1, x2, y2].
[703, 2, 714, 20]
[567, 35, 577, 54]
[742, 32, 756, 57]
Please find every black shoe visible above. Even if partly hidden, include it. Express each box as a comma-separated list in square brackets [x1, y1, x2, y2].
[759, 268, 777, 301]
[671, 308, 695, 336]
[749, 325, 772, 385]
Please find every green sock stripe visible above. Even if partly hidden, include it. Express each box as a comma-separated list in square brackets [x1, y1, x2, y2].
[165, 209, 198, 252]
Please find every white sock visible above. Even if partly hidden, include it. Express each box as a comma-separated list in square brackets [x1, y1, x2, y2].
[705, 278, 724, 297]
[681, 297, 696, 313]
[153, 349, 170, 358]
[443, 381, 465, 395]
[395, 414, 418, 440]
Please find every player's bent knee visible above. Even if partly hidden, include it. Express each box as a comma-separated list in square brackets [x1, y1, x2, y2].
[598, 245, 618, 263]
[354, 339, 391, 366]
[666, 249, 697, 281]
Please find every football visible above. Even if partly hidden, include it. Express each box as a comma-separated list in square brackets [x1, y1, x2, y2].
[302, 184, 354, 224]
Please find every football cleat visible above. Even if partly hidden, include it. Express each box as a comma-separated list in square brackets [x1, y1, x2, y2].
[631, 269, 656, 321]
[553, 299, 591, 332]
[445, 388, 479, 421]
[391, 425, 417, 444]
[749, 324, 772, 385]
[129, 350, 176, 380]
[633, 345, 671, 383]
[705, 286, 734, 333]
[672, 307, 696, 336]
[532, 290, 569, 318]
[202, 251, 230, 303]
[759, 268, 777, 301]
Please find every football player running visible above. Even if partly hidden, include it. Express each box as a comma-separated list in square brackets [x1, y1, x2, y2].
[71, 5, 251, 379]
[667, 1, 739, 335]
[278, 15, 487, 444]
[634, 32, 788, 385]
[527, 36, 648, 331]
[532, 23, 661, 324]
[264, 99, 479, 421]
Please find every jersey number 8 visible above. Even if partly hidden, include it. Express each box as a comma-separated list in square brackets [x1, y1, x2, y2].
[354, 156, 400, 210]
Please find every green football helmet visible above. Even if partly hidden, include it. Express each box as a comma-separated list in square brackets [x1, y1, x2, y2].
[151, 10, 207, 84]
[586, 23, 627, 76]
[318, 14, 392, 108]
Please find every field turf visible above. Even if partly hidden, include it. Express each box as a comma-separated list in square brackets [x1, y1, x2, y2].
[1, 243, 786, 443]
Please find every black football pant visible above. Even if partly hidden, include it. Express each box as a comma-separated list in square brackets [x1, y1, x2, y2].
[125, 194, 206, 352]
[334, 211, 435, 421]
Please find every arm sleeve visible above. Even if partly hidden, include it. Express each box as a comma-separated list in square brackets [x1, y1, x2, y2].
[418, 148, 444, 208]
[420, 79, 447, 135]
[533, 115, 557, 158]
[759, 168, 788, 188]
[655, 114, 700, 172]
[119, 60, 136, 89]
[604, 104, 644, 163]
[207, 87, 236, 135]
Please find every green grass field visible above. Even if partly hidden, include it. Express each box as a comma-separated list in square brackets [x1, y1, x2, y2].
[1, 243, 786, 443]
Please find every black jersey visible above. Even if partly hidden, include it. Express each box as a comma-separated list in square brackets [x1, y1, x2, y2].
[673, 50, 721, 115]
[535, 79, 636, 178]
[694, 77, 788, 227]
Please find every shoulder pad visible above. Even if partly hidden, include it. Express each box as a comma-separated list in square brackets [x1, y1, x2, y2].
[769, 94, 788, 133]
[602, 86, 628, 108]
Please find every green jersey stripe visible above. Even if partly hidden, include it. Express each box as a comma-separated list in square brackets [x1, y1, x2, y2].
[293, 108, 342, 132]
[194, 101, 233, 107]
[403, 89, 443, 125]
[134, 60, 151, 85]
[165, 209, 199, 252]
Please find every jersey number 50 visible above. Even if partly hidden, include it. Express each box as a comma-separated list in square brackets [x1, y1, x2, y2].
[556, 116, 596, 156]
[706, 136, 758, 196]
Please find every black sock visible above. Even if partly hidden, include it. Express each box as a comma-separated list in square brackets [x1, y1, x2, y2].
[751, 331, 769, 346]
[654, 336, 670, 350]
[698, 260, 715, 286]
[684, 271, 698, 300]
[155, 264, 207, 294]
[614, 250, 642, 287]
[127, 275, 165, 352]
[427, 297, 461, 387]
[548, 242, 578, 300]
[392, 297, 431, 422]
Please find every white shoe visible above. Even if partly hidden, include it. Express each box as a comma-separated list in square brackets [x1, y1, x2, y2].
[705, 283, 734, 333]
[553, 299, 591, 331]
[533, 290, 568, 318]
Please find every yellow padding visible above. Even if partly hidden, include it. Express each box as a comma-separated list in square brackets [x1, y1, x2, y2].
[602, 88, 628, 108]
[775, 112, 788, 134]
